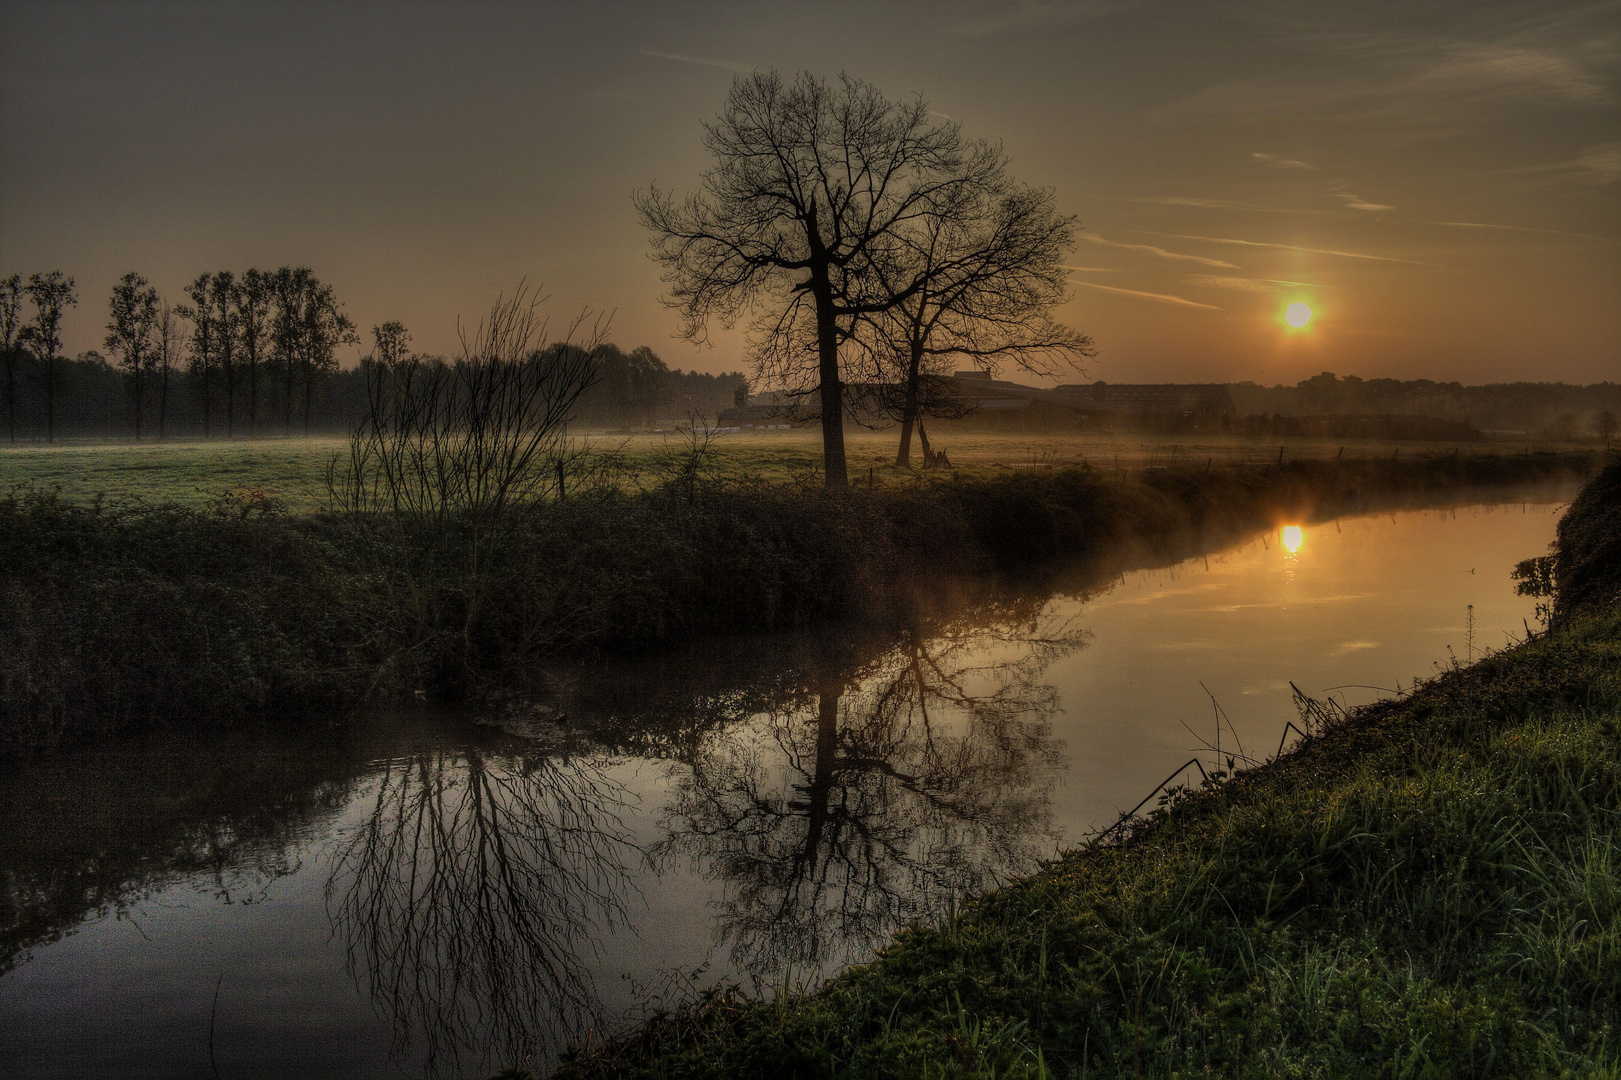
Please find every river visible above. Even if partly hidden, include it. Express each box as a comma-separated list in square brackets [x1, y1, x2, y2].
[0, 490, 1572, 1077]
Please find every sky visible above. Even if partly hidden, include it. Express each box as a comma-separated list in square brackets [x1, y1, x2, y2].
[2, 0, 1617, 385]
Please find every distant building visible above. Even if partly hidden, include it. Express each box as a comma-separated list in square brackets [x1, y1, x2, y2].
[1050, 381, 1236, 429]
[715, 374, 1238, 432]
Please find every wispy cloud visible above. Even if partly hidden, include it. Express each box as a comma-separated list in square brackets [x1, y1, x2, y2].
[1431, 220, 1617, 244]
[1333, 191, 1394, 211]
[637, 48, 755, 73]
[1060, 265, 1121, 273]
[1425, 44, 1612, 106]
[1502, 142, 1621, 188]
[1072, 280, 1222, 310]
[1080, 233, 1240, 268]
[1183, 274, 1326, 293]
[1125, 195, 1332, 215]
[1145, 232, 1437, 266]
[1253, 152, 1316, 170]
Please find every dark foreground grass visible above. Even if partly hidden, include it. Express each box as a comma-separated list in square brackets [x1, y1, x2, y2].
[548, 470, 1621, 1080]
[0, 450, 1599, 746]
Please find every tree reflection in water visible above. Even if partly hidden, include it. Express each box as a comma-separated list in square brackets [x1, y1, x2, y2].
[655, 607, 1082, 979]
[327, 741, 638, 1076]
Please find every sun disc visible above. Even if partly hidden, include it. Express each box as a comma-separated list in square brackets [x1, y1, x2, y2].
[1281, 525, 1303, 552]
[1284, 302, 1312, 328]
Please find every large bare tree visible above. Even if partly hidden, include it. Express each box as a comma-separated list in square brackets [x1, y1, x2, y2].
[855, 184, 1095, 467]
[636, 70, 996, 487]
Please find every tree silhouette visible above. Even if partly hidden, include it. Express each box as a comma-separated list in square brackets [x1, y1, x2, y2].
[0, 275, 22, 442]
[637, 70, 998, 488]
[105, 272, 160, 440]
[853, 183, 1094, 466]
[18, 271, 77, 443]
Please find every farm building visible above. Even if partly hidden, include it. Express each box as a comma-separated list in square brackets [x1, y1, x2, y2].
[714, 373, 1238, 432]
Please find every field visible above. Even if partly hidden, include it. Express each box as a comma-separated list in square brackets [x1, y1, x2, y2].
[0, 428, 1588, 512]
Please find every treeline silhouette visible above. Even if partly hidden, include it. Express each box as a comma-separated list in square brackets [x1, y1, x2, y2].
[0, 271, 744, 441]
[1231, 371, 1621, 439]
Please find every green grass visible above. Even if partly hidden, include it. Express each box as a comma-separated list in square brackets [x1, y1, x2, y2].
[0, 431, 1587, 512]
[550, 607, 1621, 1079]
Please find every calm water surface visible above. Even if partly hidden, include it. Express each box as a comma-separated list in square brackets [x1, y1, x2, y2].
[0, 493, 1570, 1077]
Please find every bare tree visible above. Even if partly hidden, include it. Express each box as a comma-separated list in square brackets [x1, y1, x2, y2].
[636, 70, 997, 488]
[371, 320, 412, 369]
[18, 271, 77, 443]
[207, 271, 239, 437]
[154, 299, 186, 441]
[270, 266, 357, 436]
[1596, 410, 1617, 448]
[235, 268, 274, 437]
[854, 184, 1095, 467]
[105, 272, 161, 440]
[178, 273, 217, 436]
[0, 275, 22, 442]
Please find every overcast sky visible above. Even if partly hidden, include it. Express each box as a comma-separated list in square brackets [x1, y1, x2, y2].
[2, 0, 1616, 384]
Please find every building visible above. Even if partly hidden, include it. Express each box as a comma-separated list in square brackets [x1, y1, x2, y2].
[715, 374, 1238, 432]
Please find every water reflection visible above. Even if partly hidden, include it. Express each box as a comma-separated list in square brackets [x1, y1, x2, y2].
[653, 608, 1080, 978]
[0, 727, 361, 976]
[328, 737, 637, 1076]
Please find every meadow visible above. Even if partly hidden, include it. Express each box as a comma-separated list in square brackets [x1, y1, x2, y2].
[0, 428, 1587, 512]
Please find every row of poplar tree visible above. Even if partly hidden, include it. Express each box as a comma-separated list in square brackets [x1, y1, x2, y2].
[0, 267, 356, 442]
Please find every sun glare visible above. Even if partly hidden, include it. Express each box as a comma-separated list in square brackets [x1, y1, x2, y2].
[1284, 302, 1313, 328]
[1281, 525, 1303, 552]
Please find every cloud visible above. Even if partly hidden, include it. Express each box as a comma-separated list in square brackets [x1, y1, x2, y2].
[1333, 191, 1394, 211]
[1502, 141, 1621, 189]
[1424, 44, 1611, 106]
[1060, 265, 1121, 272]
[1253, 152, 1316, 170]
[637, 48, 755, 74]
[1145, 232, 1437, 266]
[1125, 196, 1332, 215]
[1184, 275, 1279, 293]
[1079, 233, 1240, 268]
[1431, 219, 1617, 244]
[1183, 274, 1327, 292]
[1072, 280, 1222, 310]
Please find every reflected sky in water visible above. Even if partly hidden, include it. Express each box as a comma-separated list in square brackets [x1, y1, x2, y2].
[0, 495, 1567, 1077]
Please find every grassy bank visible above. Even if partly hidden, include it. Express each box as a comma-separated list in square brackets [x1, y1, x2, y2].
[0, 450, 1598, 747]
[549, 464, 1621, 1079]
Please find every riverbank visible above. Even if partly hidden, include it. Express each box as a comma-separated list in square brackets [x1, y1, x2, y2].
[1, 450, 1599, 747]
[551, 463, 1621, 1078]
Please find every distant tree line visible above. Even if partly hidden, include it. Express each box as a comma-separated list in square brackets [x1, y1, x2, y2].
[0, 271, 744, 441]
[1232, 372, 1621, 440]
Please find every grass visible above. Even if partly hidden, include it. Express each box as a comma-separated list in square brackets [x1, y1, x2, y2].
[0, 430, 1595, 512]
[546, 470, 1621, 1079]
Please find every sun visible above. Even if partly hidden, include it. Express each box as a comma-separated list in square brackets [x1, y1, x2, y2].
[1284, 302, 1313, 328]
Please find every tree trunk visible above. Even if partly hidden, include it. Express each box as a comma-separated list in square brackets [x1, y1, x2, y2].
[895, 340, 924, 467]
[916, 418, 933, 467]
[815, 290, 848, 488]
[45, 355, 54, 443]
